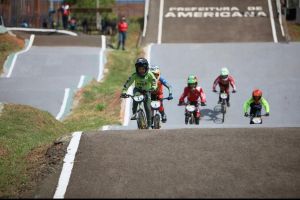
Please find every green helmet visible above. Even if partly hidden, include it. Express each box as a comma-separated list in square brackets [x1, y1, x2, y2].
[187, 75, 198, 85]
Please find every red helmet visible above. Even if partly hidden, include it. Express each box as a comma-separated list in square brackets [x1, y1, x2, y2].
[252, 89, 262, 99]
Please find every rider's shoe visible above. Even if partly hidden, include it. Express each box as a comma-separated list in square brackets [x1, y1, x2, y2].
[130, 113, 137, 120]
[161, 113, 167, 123]
[227, 101, 230, 107]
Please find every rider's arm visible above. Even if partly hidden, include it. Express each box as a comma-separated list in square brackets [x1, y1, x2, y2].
[149, 72, 157, 92]
[122, 73, 136, 93]
[229, 75, 237, 91]
[199, 87, 206, 103]
[212, 76, 220, 91]
[243, 97, 253, 113]
[179, 87, 188, 103]
[159, 77, 173, 95]
[261, 97, 270, 113]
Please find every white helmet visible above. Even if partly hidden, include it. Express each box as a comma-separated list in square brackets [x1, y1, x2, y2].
[220, 67, 229, 80]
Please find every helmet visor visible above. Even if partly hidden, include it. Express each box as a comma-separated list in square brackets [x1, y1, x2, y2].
[221, 75, 228, 79]
[188, 83, 197, 88]
[137, 66, 146, 76]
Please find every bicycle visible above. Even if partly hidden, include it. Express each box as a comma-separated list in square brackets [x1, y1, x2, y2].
[178, 102, 204, 125]
[121, 93, 148, 129]
[151, 97, 170, 129]
[214, 90, 235, 123]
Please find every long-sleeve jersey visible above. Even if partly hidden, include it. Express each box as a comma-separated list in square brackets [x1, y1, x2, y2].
[153, 76, 173, 96]
[179, 86, 206, 103]
[122, 72, 157, 93]
[243, 97, 270, 113]
[212, 75, 236, 91]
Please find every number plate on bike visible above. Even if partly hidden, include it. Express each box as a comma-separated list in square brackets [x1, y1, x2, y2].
[252, 117, 262, 124]
[220, 93, 228, 99]
[133, 95, 144, 102]
[186, 105, 196, 112]
[151, 101, 161, 109]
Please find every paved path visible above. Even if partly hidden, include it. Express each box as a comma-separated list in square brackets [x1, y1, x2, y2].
[36, 128, 300, 198]
[0, 33, 103, 119]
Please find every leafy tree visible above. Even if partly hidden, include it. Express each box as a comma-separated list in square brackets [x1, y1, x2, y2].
[64, 0, 115, 7]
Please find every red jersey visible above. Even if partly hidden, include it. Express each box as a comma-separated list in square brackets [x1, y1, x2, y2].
[212, 75, 236, 91]
[179, 86, 206, 103]
[118, 21, 128, 32]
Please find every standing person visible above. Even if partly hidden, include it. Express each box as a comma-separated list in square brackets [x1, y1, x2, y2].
[60, 2, 70, 29]
[178, 75, 207, 125]
[212, 67, 237, 107]
[121, 58, 157, 129]
[117, 16, 128, 50]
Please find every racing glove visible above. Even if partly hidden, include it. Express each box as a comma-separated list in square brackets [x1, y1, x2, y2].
[168, 94, 173, 100]
[120, 92, 127, 98]
[265, 112, 270, 116]
[244, 112, 249, 117]
[201, 102, 206, 106]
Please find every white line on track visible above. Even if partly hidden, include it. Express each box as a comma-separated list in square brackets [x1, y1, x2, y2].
[6, 34, 35, 78]
[53, 131, 82, 199]
[268, 0, 278, 43]
[77, 75, 85, 89]
[56, 88, 70, 120]
[157, 0, 164, 44]
[7, 27, 77, 36]
[97, 35, 106, 82]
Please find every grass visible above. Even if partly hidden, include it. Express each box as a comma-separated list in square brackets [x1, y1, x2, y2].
[0, 104, 69, 197]
[287, 21, 300, 41]
[63, 18, 144, 131]
[0, 33, 24, 74]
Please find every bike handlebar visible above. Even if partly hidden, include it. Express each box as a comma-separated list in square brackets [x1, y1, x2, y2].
[245, 113, 269, 118]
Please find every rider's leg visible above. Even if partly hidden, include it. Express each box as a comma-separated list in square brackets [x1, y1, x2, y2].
[130, 88, 139, 120]
[144, 92, 152, 128]
[131, 101, 138, 120]
[158, 96, 167, 123]
[225, 87, 230, 107]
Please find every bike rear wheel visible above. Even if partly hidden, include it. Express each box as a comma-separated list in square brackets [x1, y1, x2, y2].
[221, 102, 226, 123]
[137, 109, 147, 129]
[153, 114, 161, 129]
[189, 114, 195, 124]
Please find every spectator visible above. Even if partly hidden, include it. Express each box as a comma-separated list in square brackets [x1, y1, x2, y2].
[69, 17, 77, 30]
[60, 2, 70, 29]
[82, 18, 89, 33]
[117, 16, 128, 50]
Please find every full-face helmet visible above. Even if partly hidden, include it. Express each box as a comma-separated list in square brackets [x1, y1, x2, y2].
[135, 58, 149, 77]
[220, 67, 229, 80]
[150, 65, 160, 79]
[252, 89, 262, 102]
[187, 75, 198, 88]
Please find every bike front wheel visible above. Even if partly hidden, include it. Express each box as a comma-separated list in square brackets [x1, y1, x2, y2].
[137, 109, 147, 129]
[153, 114, 161, 129]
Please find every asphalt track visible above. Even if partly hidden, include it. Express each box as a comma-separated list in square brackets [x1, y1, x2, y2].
[0, 33, 103, 119]
[132, 42, 300, 129]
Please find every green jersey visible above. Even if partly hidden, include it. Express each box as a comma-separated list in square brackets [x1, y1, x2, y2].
[122, 72, 157, 93]
[243, 97, 270, 113]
